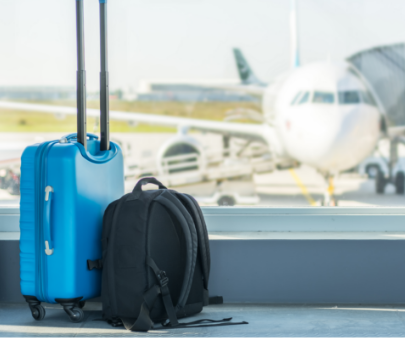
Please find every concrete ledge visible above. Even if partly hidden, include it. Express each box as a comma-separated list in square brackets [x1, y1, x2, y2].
[208, 239, 405, 303]
[209, 232, 405, 240]
[2, 235, 405, 304]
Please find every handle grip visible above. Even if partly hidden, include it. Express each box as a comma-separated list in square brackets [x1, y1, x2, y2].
[132, 177, 167, 194]
[43, 186, 54, 256]
[62, 133, 99, 142]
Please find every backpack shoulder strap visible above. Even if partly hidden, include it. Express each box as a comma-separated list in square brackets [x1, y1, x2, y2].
[154, 191, 198, 310]
[177, 193, 210, 290]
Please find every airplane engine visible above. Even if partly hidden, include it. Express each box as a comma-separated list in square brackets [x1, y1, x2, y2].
[156, 135, 207, 186]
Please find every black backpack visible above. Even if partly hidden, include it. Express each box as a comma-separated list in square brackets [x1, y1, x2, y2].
[96, 177, 247, 331]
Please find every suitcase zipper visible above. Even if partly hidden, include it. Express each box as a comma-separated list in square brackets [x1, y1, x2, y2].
[34, 141, 57, 303]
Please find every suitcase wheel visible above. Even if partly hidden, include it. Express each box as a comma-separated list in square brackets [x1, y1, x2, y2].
[31, 305, 46, 321]
[55, 297, 85, 323]
[23, 296, 46, 321]
[66, 307, 84, 323]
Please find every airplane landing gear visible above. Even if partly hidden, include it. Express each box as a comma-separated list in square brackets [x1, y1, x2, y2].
[395, 171, 404, 194]
[321, 175, 338, 206]
[376, 170, 386, 194]
[375, 170, 404, 195]
[375, 137, 405, 195]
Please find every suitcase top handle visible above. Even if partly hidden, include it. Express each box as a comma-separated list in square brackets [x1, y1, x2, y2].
[63, 133, 98, 142]
[76, 0, 110, 152]
[132, 178, 168, 196]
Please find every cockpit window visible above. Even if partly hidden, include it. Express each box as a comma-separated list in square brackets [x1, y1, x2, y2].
[360, 91, 377, 106]
[291, 91, 302, 105]
[313, 91, 335, 104]
[298, 91, 310, 104]
[338, 90, 377, 106]
[339, 91, 360, 104]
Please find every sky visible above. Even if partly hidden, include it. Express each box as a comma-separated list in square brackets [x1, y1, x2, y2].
[0, 0, 405, 92]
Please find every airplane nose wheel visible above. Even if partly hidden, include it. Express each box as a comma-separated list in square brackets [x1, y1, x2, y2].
[321, 197, 338, 207]
[320, 175, 338, 206]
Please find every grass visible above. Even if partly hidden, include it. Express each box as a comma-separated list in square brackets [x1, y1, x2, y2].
[0, 100, 260, 133]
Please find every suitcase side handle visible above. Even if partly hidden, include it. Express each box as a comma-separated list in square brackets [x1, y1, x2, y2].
[44, 186, 54, 256]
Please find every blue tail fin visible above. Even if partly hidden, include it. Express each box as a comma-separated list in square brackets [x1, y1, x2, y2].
[233, 48, 264, 86]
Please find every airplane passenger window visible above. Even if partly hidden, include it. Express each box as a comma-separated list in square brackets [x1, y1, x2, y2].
[338, 91, 360, 104]
[291, 92, 302, 105]
[313, 92, 335, 104]
[298, 92, 310, 104]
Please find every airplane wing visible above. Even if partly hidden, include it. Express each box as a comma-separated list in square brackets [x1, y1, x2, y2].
[0, 101, 268, 142]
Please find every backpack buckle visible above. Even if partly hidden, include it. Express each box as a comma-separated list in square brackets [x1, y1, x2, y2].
[157, 271, 169, 287]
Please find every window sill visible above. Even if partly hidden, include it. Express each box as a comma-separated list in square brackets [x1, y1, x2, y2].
[2, 205, 405, 232]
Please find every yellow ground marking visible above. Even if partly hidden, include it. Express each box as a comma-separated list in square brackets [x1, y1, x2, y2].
[328, 176, 335, 195]
[289, 169, 317, 206]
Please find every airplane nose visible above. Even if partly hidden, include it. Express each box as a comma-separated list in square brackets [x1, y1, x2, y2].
[308, 106, 380, 171]
[285, 105, 380, 172]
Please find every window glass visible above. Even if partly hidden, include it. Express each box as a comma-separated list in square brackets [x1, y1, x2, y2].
[313, 92, 335, 104]
[339, 91, 360, 104]
[360, 91, 377, 106]
[298, 92, 310, 104]
[291, 91, 302, 105]
[0, 0, 404, 211]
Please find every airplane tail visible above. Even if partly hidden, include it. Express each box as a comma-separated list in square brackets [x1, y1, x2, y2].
[233, 48, 264, 86]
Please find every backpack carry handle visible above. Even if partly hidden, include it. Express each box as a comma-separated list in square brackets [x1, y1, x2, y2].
[76, 0, 110, 151]
[133, 177, 167, 194]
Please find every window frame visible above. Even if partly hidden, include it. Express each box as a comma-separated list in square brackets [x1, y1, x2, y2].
[2, 205, 405, 233]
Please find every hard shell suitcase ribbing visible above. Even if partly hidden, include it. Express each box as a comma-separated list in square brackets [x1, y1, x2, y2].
[19, 0, 124, 323]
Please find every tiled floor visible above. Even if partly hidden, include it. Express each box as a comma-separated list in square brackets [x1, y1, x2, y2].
[1, 302, 405, 337]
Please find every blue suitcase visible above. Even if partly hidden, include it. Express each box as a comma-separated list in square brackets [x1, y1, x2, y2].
[19, 0, 124, 322]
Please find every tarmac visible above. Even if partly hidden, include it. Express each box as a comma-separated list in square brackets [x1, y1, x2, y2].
[2, 302, 405, 337]
[1, 132, 405, 207]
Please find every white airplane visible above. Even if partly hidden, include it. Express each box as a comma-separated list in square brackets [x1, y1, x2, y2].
[0, 0, 400, 205]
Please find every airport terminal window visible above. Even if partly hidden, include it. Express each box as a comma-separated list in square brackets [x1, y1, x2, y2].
[298, 92, 310, 104]
[1, 0, 405, 210]
[338, 91, 360, 104]
[313, 92, 335, 104]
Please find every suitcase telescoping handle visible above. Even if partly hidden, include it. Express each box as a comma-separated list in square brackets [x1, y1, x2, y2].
[76, 0, 110, 152]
